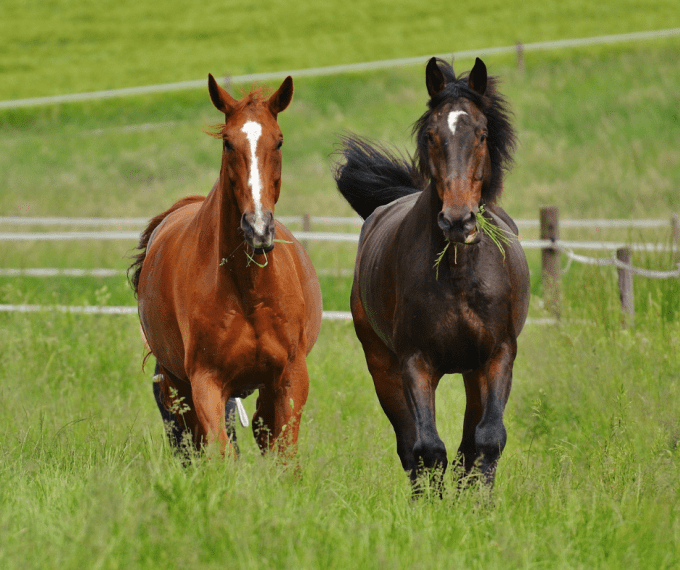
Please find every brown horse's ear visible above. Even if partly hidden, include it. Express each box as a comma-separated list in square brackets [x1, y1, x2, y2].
[468, 58, 487, 96]
[425, 57, 446, 98]
[208, 73, 237, 115]
[268, 76, 294, 117]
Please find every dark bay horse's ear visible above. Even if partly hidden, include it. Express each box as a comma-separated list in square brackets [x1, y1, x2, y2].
[208, 73, 238, 115]
[268, 76, 294, 118]
[468, 58, 487, 96]
[425, 57, 446, 98]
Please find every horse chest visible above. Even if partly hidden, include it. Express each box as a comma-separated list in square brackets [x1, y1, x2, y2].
[399, 284, 501, 373]
[189, 301, 298, 380]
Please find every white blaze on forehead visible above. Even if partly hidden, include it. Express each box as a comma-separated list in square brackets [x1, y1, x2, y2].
[241, 120, 266, 233]
[447, 110, 468, 137]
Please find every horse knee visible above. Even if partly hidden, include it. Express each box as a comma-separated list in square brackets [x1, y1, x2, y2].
[413, 436, 448, 472]
[475, 419, 506, 472]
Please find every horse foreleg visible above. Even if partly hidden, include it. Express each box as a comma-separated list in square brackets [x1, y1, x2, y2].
[190, 371, 236, 456]
[459, 340, 516, 485]
[252, 356, 309, 458]
[352, 300, 417, 475]
[401, 353, 447, 486]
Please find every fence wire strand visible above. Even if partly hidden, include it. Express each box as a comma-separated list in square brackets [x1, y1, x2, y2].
[560, 247, 680, 279]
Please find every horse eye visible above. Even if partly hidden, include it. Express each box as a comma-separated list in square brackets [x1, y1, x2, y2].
[276, 140, 283, 150]
[427, 132, 435, 145]
[480, 133, 488, 144]
[223, 139, 233, 151]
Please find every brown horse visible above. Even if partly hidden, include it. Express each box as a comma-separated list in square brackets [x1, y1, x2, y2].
[334, 57, 530, 487]
[129, 74, 322, 457]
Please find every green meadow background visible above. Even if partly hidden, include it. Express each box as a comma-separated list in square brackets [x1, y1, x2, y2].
[1, 1, 680, 568]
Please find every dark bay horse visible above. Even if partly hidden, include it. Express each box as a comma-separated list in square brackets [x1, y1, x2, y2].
[130, 74, 322, 457]
[334, 58, 530, 486]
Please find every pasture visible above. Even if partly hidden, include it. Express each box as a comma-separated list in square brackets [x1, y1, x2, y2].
[1, 13, 680, 570]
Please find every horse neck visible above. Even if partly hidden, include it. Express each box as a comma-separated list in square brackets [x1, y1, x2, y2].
[195, 174, 246, 272]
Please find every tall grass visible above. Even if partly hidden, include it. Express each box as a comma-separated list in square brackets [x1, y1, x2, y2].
[1, 305, 678, 569]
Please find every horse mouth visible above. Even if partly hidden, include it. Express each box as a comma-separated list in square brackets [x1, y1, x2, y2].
[464, 226, 480, 244]
[251, 242, 275, 255]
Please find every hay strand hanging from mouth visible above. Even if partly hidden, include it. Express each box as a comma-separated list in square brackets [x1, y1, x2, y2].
[476, 204, 515, 261]
[433, 205, 514, 279]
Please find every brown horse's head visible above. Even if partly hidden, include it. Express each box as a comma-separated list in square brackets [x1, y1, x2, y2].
[415, 57, 515, 245]
[208, 74, 294, 252]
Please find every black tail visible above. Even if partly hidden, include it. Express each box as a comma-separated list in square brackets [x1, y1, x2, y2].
[333, 136, 422, 220]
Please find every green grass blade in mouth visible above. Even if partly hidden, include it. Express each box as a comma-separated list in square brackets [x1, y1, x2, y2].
[476, 205, 515, 261]
[434, 241, 450, 280]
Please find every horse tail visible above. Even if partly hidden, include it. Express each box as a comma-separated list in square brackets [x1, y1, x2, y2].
[128, 195, 204, 298]
[333, 136, 422, 220]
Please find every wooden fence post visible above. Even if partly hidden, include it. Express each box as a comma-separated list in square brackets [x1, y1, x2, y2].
[540, 206, 561, 319]
[617, 247, 634, 328]
[302, 213, 310, 250]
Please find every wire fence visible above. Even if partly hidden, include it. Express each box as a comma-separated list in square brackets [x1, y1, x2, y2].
[1, 28, 679, 110]
[1, 212, 677, 322]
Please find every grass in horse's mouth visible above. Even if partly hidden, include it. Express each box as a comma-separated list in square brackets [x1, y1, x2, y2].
[475, 205, 515, 261]
[433, 205, 515, 279]
[243, 238, 293, 269]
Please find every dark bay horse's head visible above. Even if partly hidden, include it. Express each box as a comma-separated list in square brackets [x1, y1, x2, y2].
[415, 57, 515, 245]
[208, 74, 294, 252]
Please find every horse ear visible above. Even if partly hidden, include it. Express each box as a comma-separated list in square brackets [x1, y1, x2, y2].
[425, 57, 446, 98]
[208, 73, 237, 115]
[468, 58, 487, 96]
[268, 76, 294, 117]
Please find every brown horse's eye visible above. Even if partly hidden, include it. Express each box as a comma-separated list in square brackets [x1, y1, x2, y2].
[426, 132, 435, 145]
[480, 133, 488, 144]
[223, 139, 233, 151]
[276, 140, 283, 150]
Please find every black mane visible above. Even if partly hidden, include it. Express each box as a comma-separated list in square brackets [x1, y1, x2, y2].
[413, 58, 516, 205]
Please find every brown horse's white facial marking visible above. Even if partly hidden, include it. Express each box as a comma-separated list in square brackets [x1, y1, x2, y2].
[447, 110, 467, 137]
[241, 120, 266, 234]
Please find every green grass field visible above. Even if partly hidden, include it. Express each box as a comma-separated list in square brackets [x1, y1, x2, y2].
[2, 0, 679, 99]
[2, 3, 680, 568]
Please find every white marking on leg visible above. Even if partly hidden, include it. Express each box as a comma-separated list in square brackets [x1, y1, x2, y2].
[241, 120, 266, 234]
[447, 110, 468, 136]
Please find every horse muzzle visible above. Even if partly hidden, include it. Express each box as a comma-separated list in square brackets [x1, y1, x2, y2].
[241, 211, 276, 253]
[437, 210, 481, 245]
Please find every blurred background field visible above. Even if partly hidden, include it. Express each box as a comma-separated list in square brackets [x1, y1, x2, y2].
[1, 1, 680, 568]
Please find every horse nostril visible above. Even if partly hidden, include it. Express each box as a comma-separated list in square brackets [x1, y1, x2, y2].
[240, 213, 253, 237]
[462, 211, 477, 232]
[437, 212, 452, 232]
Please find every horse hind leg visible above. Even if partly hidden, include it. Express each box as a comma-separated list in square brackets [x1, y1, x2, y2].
[153, 362, 196, 452]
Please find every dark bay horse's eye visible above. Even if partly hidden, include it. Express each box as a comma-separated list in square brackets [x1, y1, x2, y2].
[427, 131, 435, 145]
[480, 133, 488, 144]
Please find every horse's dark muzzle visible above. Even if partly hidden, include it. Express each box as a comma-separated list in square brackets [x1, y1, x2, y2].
[437, 210, 481, 244]
[241, 211, 276, 252]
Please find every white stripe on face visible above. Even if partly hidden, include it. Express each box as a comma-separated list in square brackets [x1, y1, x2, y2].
[447, 110, 468, 137]
[241, 120, 265, 233]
